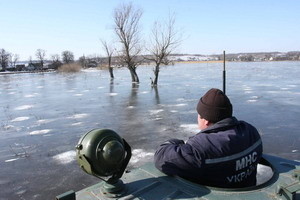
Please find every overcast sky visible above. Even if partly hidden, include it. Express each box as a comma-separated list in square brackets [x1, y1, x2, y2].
[1, 0, 300, 60]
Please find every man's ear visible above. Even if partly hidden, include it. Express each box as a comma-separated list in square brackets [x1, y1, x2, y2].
[204, 119, 212, 127]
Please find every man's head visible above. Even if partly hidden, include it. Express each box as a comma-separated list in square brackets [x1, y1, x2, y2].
[197, 88, 232, 129]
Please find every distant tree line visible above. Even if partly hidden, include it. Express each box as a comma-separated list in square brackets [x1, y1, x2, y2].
[0, 48, 77, 72]
[223, 51, 300, 62]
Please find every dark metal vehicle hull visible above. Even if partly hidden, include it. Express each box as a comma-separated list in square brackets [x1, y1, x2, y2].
[57, 154, 300, 200]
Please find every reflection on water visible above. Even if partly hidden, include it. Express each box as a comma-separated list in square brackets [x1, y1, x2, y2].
[0, 62, 299, 199]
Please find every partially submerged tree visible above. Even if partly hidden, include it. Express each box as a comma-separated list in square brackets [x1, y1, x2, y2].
[61, 50, 74, 64]
[35, 49, 46, 70]
[113, 3, 143, 83]
[147, 15, 181, 86]
[101, 40, 115, 79]
[0, 49, 10, 71]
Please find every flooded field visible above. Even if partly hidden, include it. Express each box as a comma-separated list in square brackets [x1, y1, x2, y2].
[0, 61, 299, 200]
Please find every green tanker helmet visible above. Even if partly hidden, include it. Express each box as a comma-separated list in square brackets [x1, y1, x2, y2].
[76, 129, 131, 183]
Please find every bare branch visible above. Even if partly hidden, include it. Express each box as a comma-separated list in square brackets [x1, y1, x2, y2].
[36, 49, 46, 69]
[147, 14, 182, 85]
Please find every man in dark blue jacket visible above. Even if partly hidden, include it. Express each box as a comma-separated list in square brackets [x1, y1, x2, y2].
[154, 88, 263, 188]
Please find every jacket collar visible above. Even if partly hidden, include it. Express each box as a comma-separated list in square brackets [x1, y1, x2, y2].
[200, 117, 239, 133]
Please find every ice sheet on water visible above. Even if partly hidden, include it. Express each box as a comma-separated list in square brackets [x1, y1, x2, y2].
[176, 98, 186, 102]
[5, 158, 19, 163]
[174, 103, 188, 107]
[24, 93, 39, 98]
[153, 118, 163, 121]
[82, 68, 98, 73]
[71, 122, 83, 126]
[149, 109, 164, 115]
[14, 105, 34, 110]
[180, 124, 199, 133]
[11, 117, 30, 122]
[280, 88, 289, 90]
[73, 93, 83, 96]
[130, 149, 154, 164]
[67, 113, 89, 119]
[29, 129, 52, 135]
[247, 99, 257, 103]
[3, 125, 14, 130]
[36, 119, 55, 124]
[108, 93, 118, 96]
[161, 103, 188, 108]
[52, 150, 76, 165]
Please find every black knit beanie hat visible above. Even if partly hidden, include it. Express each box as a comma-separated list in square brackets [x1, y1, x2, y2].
[196, 88, 232, 123]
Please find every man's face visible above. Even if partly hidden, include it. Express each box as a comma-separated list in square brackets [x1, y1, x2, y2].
[197, 114, 209, 130]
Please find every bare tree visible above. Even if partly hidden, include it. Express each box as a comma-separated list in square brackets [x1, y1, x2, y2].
[51, 54, 60, 63]
[113, 3, 143, 83]
[9, 54, 19, 69]
[147, 15, 181, 86]
[50, 54, 62, 69]
[101, 40, 115, 79]
[78, 55, 88, 68]
[0, 49, 10, 71]
[35, 49, 46, 70]
[61, 50, 74, 64]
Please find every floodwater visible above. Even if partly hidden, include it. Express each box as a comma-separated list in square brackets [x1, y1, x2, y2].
[0, 61, 299, 200]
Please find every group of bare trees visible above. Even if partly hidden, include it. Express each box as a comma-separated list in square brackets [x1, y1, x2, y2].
[102, 3, 181, 86]
[2, 3, 180, 85]
[0, 48, 75, 71]
[0, 49, 19, 71]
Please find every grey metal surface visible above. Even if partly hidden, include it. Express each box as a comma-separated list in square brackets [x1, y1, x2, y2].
[74, 154, 300, 200]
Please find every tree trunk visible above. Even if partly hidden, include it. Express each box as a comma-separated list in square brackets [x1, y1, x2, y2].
[129, 66, 139, 83]
[108, 57, 114, 79]
[153, 64, 160, 85]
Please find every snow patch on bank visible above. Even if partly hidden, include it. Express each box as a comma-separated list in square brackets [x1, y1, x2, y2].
[53, 150, 76, 164]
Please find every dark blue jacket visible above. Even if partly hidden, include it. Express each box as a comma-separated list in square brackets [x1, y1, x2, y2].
[154, 117, 263, 188]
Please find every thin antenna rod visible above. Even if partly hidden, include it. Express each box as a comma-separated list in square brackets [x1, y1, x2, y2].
[223, 51, 226, 94]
